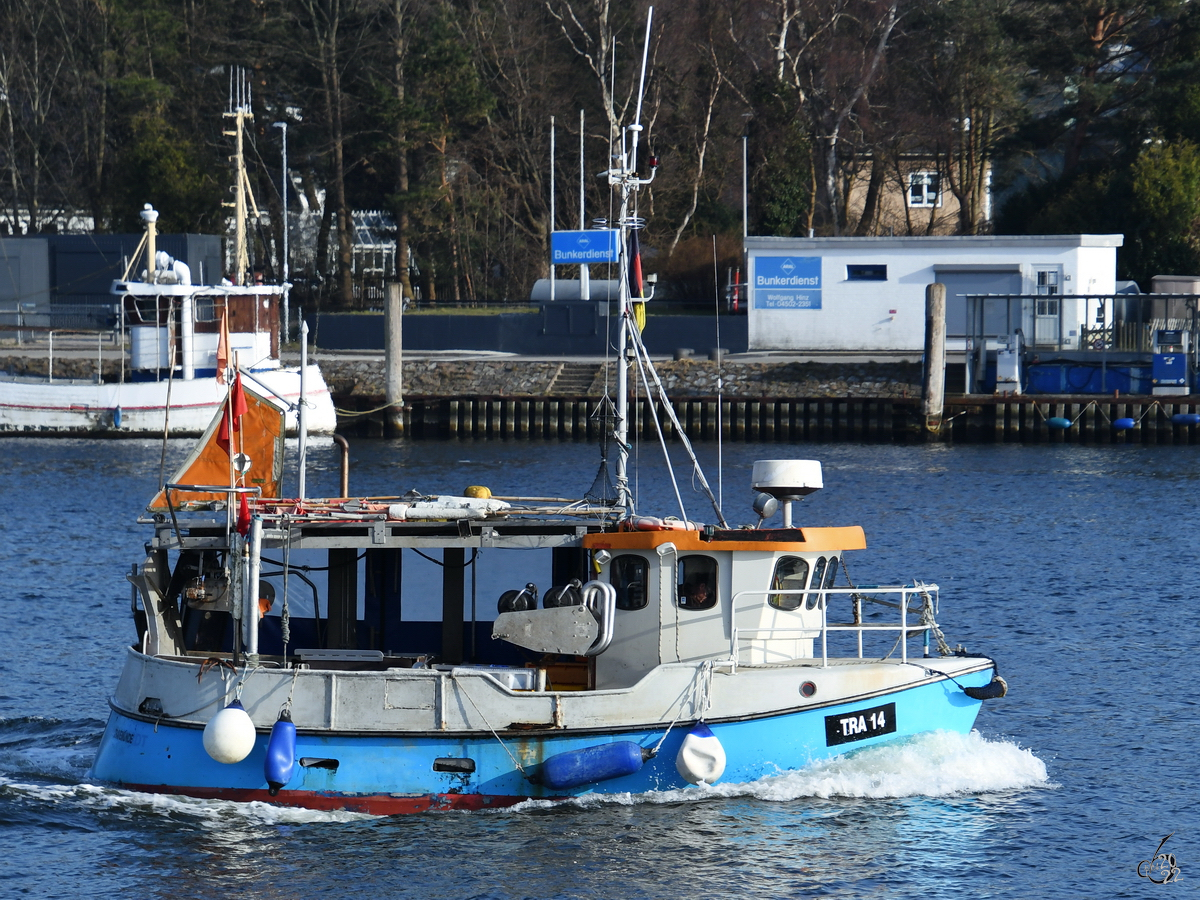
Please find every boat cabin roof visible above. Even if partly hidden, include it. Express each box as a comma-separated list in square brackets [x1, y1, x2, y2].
[149, 500, 866, 554]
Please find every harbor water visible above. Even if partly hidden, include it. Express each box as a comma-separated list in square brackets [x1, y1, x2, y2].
[0, 436, 1195, 897]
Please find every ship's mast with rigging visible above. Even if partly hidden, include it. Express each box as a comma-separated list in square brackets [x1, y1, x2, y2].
[611, 8, 657, 516]
[223, 68, 262, 287]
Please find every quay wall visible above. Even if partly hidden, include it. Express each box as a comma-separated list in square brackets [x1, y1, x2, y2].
[7, 353, 1200, 444]
[324, 358, 1200, 445]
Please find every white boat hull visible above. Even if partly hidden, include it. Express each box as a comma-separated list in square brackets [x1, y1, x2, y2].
[0, 365, 337, 435]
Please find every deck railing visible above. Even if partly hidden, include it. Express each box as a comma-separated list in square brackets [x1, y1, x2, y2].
[729, 583, 939, 670]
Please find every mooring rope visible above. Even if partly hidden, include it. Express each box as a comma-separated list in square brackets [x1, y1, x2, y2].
[451, 674, 529, 777]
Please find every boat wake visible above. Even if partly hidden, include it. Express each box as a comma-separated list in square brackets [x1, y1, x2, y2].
[0, 776, 376, 826]
[0, 715, 97, 781]
[512, 730, 1051, 812]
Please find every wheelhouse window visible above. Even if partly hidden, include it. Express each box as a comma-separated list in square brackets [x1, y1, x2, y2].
[846, 264, 887, 282]
[610, 555, 648, 610]
[908, 171, 940, 208]
[769, 557, 810, 611]
[195, 296, 218, 323]
[678, 556, 718, 611]
[805, 556, 839, 610]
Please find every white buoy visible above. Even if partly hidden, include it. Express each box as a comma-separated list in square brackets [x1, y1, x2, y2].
[675, 722, 727, 784]
[202, 700, 257, 764]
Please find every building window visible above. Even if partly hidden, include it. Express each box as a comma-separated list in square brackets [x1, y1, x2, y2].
[847, 264, 887, 282]
[1036, 269, 1060, 295]
[908, 171, 941, 208]
[1036, 298, 1059, 317]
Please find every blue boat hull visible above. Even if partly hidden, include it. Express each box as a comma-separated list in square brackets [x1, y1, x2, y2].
[91, 668, 993, 813]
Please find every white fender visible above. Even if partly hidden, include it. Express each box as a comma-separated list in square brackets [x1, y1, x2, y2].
[675, 722, 726, 784]
[202, 700, 257, 764]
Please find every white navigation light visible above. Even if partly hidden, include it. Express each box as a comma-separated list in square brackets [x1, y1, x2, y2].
[751, 460, 823, 527]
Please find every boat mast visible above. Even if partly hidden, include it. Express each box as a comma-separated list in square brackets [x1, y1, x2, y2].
[612, 8, 656, 516]
[223, 68, 261, 287]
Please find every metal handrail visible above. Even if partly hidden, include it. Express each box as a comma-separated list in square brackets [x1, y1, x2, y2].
[163, 482, 262, 549]
[583, 580, 617, 655]
[729, 584, 938, 670]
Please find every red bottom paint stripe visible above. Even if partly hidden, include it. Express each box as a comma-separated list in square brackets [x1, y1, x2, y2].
[116, 783, 537, 815]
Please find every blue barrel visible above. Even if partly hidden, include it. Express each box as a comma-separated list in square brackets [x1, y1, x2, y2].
[540, 741, 648, 790]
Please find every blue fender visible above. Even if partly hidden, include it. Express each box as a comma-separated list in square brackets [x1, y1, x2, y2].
[264, 710, 297, 795]
[540, 741, 649, 790]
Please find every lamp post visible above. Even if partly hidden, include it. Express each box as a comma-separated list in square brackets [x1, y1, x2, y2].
[273, 121, 290, 343]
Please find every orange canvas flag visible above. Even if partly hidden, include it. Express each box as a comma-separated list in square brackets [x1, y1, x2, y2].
[147, 383, 286, 510]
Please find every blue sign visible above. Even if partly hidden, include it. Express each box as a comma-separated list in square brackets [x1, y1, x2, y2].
[753, 256, 822, 309]
[551, 229, 620, 264]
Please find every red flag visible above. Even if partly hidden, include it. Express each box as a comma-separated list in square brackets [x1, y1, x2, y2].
[236, 491, 252, 536]
[216, 372, 248, 455]
[628, 230, 644, 299]
[230, 370, 248, 419]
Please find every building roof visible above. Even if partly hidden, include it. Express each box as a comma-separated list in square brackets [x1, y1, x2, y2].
[745, 234, 1124, 250]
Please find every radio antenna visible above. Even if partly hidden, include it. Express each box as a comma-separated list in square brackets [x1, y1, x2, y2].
[629, 8, 654, 174]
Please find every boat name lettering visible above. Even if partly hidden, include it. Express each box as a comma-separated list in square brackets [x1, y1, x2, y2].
[113, 727, 137, 745]
[824, 702, 897, 746]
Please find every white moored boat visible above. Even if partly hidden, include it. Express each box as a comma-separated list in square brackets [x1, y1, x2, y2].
[0, 89, 335, 437]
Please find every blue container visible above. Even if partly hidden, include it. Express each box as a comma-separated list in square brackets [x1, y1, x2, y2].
[1153, 353, 1187, 387]
[1026, 364, 1150, 395]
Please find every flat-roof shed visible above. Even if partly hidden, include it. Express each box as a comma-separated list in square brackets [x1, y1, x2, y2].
[745, 234, 1123, 351]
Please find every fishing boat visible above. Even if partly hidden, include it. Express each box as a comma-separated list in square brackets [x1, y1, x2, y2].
[0, 85, 335, 436]
[90, 22, 1006, 812]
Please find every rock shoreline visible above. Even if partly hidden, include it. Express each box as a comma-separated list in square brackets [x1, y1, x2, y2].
[320, 358, 922, 400]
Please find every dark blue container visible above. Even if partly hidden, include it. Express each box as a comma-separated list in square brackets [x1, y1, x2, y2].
[540, 741, 647, 790]
[1026, 364, 1150, 395]
[1153, 353, 1187, 387]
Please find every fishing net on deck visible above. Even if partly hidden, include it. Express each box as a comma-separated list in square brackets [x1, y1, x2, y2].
[585, 394, 619, 506]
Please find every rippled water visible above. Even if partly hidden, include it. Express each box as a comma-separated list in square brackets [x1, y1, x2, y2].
[1, 436, 1195, 897]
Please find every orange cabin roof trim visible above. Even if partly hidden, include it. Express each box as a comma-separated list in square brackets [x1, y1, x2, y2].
[583, 526, 867, 553]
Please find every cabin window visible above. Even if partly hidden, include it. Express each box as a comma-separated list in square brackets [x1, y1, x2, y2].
[805, 556, 839, 610]
[769, 557, 810, 611]
[678, 556, 718, 610]
[610, 555, 648, 610]
[194, 296, 218, 323]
